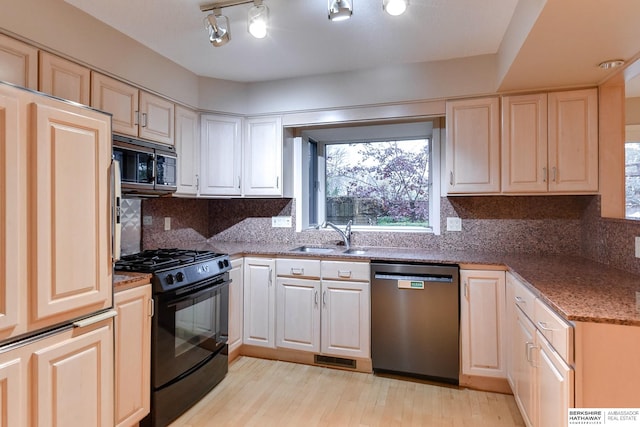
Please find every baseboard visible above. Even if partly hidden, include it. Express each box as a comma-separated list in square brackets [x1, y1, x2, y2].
[459, 373, 513, 394]
[239, 345, 372, 373]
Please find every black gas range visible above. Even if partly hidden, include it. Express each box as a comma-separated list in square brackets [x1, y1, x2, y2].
[117, 249, 231, 427]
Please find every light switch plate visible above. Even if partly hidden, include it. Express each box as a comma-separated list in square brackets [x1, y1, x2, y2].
[446, 217, 462, 232]
[272, 216, 292, 228]
[636, 236, 640, 258]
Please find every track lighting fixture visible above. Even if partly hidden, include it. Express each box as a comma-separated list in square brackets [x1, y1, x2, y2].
[328, 0, 353, 21]
[201, 0, 269, 47]
[383, 0, 408, 16]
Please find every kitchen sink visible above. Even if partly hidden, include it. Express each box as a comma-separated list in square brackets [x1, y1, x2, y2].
[289, 246, 336, 254]
[343, 248, 367, 255]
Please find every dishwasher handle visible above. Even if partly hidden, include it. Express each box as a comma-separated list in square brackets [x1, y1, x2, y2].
[373, 272, 454, 283]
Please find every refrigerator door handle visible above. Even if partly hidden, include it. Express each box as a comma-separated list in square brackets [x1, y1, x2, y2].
[112, 159, 122, 262]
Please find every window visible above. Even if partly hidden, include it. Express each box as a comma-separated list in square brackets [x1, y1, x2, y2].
[296, 120, 442, 234]
[626, 142, 640, 219]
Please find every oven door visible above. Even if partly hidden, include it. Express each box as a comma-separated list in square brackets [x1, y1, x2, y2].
[152, 275, 229, 389]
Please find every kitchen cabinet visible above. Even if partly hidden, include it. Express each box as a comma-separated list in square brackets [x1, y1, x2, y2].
[114, 284, 152, 427]
[0, 318, 115, 426]
[228, 258, 244, 358]
[200, 114, 243, 196]
[274, 258, 370, 360]
[460, 269, 506, 379]
[243, 116, 283, 196]
[0, 33, 37, 89]
[445, 97, 500, 194]
[91, 72, 175, 145]
[502, 89, 598, 193]
[38, 51, 90, 105]
[506, 272, 574, 427]
[0, 83, 112, 341]
[175, 105, 200, 195]
[243, 257, 276, 348]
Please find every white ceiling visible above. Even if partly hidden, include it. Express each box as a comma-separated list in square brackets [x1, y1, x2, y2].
[63, 0, 519, 83]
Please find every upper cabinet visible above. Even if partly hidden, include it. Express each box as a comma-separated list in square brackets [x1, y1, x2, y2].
[502, 89, 598, 193]
[91, 72, 174, 145]
[200, 114, 243, 196]
[243, 116, 283, 196]
[38, 52, 90, 105]
[446, 97, 501, 194]
[0, 34, 37, 89]
[175, 106, 200, 195]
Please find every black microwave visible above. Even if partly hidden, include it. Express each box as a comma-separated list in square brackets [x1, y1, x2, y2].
[112, 135, 177, 195]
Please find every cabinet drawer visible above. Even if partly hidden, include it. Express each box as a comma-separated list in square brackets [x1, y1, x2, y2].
[534, 299, 573, 364]
[509, 274, 536, 320]
[321, 261, 369, 282]
[276, 258, 321, 278]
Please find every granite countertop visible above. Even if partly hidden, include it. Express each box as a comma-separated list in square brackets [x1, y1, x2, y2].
[184, 240, 640, 327]
[114, 272, 152, 293]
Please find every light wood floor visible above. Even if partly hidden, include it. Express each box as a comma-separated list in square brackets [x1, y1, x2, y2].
[169, 356, 525, 427]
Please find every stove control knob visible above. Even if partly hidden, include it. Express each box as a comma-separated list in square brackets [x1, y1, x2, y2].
[217, 260, 224, 270]
[223, 259, 230, 268]
[176, 272, 185, 282]
[165, 274, 175, 285]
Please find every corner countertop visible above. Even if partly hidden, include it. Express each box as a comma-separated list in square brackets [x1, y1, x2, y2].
[184, 241, 640, 327]
[114, 272, 152, 293]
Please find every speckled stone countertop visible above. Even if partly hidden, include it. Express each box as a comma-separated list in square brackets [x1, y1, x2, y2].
[184, 241, 640, 327]
[114, 272, 152, 293]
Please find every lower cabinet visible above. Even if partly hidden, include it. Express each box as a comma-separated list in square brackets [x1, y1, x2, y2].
[243, 257, 276, 348]
[114, 284, 152, 427]
[506, 272, 574, 427]
[0, 318, 114, 426]
[228, 258, 244, 357]
[460, 269, 507, 380]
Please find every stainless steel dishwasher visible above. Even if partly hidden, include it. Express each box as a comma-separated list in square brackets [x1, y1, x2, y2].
[370, 262, 459, 384]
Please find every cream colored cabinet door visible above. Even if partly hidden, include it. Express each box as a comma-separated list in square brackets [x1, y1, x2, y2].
[175, 106, 200, 195]
[446, 97, 500, 194]
[29, 96, 112, 329]
[139, 91, 174, 146]
[514, 308, 536, 427]
[228, 258, 244, 356]
[115, 285, 152, 427]
[320, 280, 370, 358]
[38, 51, 90, 105]
[33, 319, 114, 427]
[0, 87, 23, 340]
[0, 354, 24, 426]
[548, 88, 598, 193]
[243, 258, 276, 348]
[91, 71, 139, 137]
[536, 330, 573, 427]
[0, 33, 37, 89]
[502, 93, 548, 193]
[460, 270, 506, 378]
[243, 116, 283, 196]
[200, 114, 242, 196]
[276, 277, 321, 352]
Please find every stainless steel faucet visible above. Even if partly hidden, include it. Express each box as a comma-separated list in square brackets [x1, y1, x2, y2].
[320, 220, 352, 249]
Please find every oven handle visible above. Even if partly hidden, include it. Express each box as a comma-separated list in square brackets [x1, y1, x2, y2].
[166, 279, 230, 308]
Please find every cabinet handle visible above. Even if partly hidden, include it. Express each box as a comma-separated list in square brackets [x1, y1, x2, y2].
[276, 176, 279, 189]
[291, 267, 304, 275]
[525, 342, 538, 365]
[315, 290, 319, 307]
[450, 171, 454, 186]
[73, 310, 118, 328]
[551, 166, 557, 182]
[514, 296, 526, 305]
[269, 269, 273, 286]
[537, 321, 555, 332]
[149, 298, 155, 318]
[463, 282, 468, 298]
[322, 290, 327, 307]
[542, 167, 547, 183]
[238, 176, 241, 189]
[134, 110, 139, 126]
[195, 174, 200, 192]
[142, 112, 148, 128]
[337, 270, 352, 278]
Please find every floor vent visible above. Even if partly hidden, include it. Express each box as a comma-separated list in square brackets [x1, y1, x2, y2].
[314, 355, 357, 369]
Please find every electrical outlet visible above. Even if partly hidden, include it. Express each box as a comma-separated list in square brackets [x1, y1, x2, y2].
[446, 217, 462, 232]
[636, 236, 640, 258]
[272, 216, 292, 228]
[164, 217, 171, 231]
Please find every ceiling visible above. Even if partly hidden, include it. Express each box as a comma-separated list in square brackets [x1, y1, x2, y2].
[63, 0, 519, 83]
